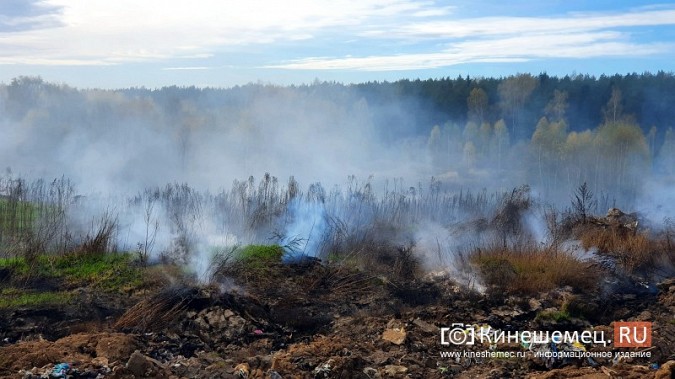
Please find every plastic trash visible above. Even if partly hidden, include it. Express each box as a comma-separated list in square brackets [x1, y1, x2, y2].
[50, 363, 70, 378]
[313, 359, 334, 377]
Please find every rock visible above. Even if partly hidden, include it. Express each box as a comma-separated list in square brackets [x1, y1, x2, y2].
[382, 327, 407, 345]
[382, 365, 407, 376]
[126, 350, 153, 377]
[266, 370, 282, 379]
[655, 360, 675, 379]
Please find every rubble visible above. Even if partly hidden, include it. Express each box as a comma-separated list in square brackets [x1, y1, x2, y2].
[589, 207, 640, 232]
[0, 258, 672, 379]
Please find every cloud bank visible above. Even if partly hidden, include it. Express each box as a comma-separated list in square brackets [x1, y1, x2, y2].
[0, 1, 672, 73]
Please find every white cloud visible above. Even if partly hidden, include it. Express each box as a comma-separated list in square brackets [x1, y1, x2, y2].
[0, 1, 673, 71]
[271, 31, 671, 71]
[0, 0, 440, 65]
[373, 9, 675, 40]
[274, 8, 675, 71]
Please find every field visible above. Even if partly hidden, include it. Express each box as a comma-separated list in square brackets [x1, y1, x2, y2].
[0, 177, 673, 378]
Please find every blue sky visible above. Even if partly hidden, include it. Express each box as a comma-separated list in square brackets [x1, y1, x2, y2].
[1, 0, 674, 88]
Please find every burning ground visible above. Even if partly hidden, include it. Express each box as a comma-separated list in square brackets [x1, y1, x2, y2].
[0, 180, 673, 378]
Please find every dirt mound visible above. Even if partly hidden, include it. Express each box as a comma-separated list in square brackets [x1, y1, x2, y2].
[0, 332, 138, 377]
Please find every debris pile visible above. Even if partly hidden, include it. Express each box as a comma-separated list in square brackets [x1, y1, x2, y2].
[0, 258, 672, 378]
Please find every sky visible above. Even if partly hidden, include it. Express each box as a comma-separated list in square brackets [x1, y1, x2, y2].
[1, 0, 674, 89]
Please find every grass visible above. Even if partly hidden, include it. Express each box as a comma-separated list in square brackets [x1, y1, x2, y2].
[578, 227, 675, 273]
[0, 252, 143, 292]
[470, 244, 598, 295]
[535, 309, 571, 322]
[0, 288, 72, 309]
[210, 244, 285, 285]
[236, 244, 284, 268]
[0, 197, 37, 235]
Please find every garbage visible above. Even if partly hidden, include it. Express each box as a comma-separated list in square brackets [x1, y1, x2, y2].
[382, 320, 407, 345]
[234, 362, 250, 378]
[266, 369, 282, 379]
[313, 358, 334, 377]
[49, 363, 70, 378]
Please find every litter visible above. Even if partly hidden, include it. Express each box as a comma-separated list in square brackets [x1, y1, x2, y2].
[49, 363, 70, 378]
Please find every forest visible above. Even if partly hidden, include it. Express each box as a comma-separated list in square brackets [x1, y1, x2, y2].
[2, 72, 674, 207]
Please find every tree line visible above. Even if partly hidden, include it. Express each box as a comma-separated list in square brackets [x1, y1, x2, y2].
[1, 72, 674, 206]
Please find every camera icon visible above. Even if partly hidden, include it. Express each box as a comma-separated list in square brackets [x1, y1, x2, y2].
[441, 323, 475, 345]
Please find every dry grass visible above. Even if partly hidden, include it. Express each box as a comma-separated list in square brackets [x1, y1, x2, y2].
[114, 286, 198, 332]
[469, 244, 598, 295]
[578, 226, 674, 274]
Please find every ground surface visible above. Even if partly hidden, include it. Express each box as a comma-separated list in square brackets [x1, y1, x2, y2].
[0, 259, 673, 379]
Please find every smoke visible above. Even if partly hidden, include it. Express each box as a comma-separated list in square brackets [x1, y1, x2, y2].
[281, 198, 327, 260]
[1, 77, 673, 285]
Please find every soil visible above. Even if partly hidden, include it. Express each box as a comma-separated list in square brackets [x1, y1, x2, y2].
[0, 263, 673, 379]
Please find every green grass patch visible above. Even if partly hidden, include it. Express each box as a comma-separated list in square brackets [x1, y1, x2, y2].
[0, 252, 143, 292]
[210, 244, 285, 285]
[0, 288, 72, 309]
[237, 244, 284, 268]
